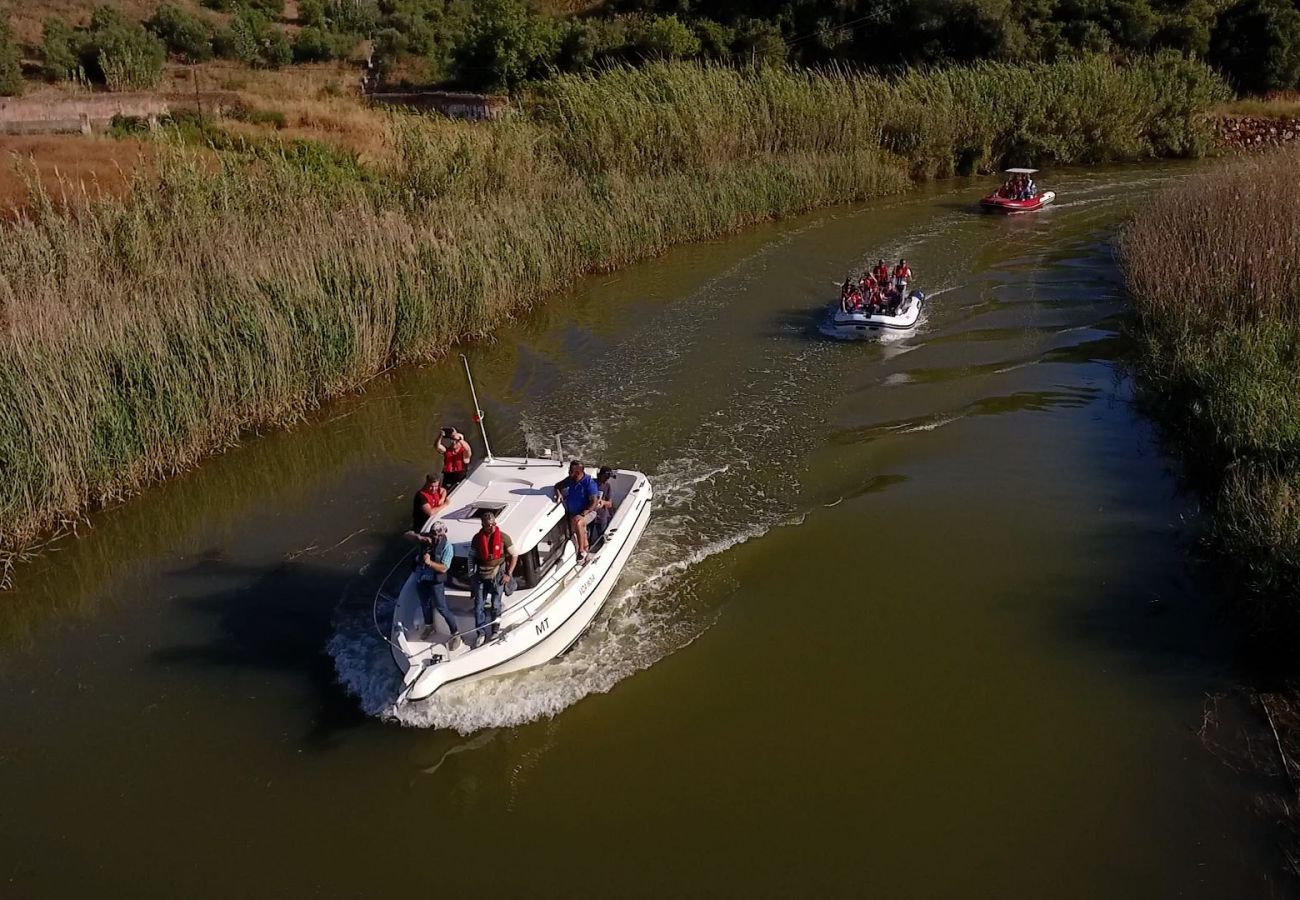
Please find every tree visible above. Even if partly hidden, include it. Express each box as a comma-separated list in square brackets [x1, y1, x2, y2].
[41, 17, 82, 81]
[629, 14, 701, 60]
[1210, 0, 1300, 92]
[0, 6, 23, 96]
[146, 3, 215, 62]
[450, 0, 558, 91]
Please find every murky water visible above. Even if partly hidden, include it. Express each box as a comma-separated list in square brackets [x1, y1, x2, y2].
[1, 165, 1293, 898]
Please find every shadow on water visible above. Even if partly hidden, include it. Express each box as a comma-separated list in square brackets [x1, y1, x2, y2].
[150, 532, 415, 747]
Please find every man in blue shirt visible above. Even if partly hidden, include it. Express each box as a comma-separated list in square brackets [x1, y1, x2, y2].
[553, 459, 601, 563]
[415, 522, 461, 650]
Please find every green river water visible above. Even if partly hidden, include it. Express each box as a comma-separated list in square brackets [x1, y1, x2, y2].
[0, 163, 1293, 898]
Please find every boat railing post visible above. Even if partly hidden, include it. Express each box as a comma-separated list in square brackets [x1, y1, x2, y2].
[555, 434, 564, 465]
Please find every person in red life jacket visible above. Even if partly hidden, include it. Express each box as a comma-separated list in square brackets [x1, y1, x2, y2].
[892, 258, 912, 293]
[405, 474, 448, 544]
[468, 509, 516, 647]
[872, 259, 889, 287]
[553, 459, 602, 563]
[436, 426, 472, 491]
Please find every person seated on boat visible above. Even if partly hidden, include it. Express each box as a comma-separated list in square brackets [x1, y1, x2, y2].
[405, 474, 448, 544]
[872, 259, 890, 286]
[882, 284, 901, 313]
[415, 521, 461, 649]
[589, 466, 615, 546]
[469, 509, 516, 646]
[1023, 176, 1036, 199]
[892, 258, 912, 294]
[554, 459, 602, 563]
[436, 427, 472, 492]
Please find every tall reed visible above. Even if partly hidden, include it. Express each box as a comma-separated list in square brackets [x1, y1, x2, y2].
[1120, 147, 1300, 611]
[0, 56, 1227, 584]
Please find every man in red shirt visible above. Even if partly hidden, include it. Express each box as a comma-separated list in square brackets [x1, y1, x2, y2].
[437, 427, 472, 491]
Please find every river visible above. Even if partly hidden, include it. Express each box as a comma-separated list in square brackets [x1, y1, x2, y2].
[0, 163, 1293, 898]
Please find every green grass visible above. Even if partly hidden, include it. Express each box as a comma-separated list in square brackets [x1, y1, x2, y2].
[0, 55, 1227, 586]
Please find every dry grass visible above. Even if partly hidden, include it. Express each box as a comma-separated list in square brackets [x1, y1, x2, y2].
[1214, 98, 1300, 120]
[0, 134, 153, 210]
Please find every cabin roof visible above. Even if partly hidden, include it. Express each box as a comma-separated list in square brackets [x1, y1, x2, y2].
[429, 457, 569, 553]
[1004, 167, 1039, 174]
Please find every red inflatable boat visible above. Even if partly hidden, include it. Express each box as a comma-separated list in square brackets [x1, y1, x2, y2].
[980, 168, 1055, 212]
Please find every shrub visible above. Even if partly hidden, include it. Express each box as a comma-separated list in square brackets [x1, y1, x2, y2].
[41, 17, 82, 81]
[215, 8, 290, 68]
[628, 15, 700, 61]
[292, 25, 337, 62]
[0, 7, 23, 96]
[450, 0, 559, 91]
[730, 18, 786, 66]
[83, 7, 167, 90]
[146, 3, 215, 62]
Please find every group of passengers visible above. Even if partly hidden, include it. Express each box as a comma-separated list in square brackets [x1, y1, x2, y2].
[840, 258, 913, 314]
[404, 427, 616, 650]
[997, 173, 1037, 201]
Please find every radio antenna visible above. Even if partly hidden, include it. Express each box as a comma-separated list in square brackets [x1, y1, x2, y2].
[460, 354, 494, 462]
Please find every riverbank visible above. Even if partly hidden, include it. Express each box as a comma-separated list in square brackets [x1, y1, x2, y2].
[0, 55, 1227, 586]
[1120, 145, 1300, 873]
[1120, 148, 1300, 631]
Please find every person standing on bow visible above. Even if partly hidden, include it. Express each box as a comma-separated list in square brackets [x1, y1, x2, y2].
[468, 509, 516, 647]
[553, 459, 602, 564]
[437, 426, 472, 492]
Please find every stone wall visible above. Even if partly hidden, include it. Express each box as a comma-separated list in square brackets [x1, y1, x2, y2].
[1214, 115, 1300, 152]
[0, 94, 170, 135]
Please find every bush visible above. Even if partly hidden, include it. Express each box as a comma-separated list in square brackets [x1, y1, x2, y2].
[730, 18, 786, 66]
[84, 6, 167, 90]
[1210, 0, 1300, 93]
[292, 25, 338, 62]
[628, 15, 700, 61]
[450, 0, 559, 91]
[41, 17, 81, 81]
[146, 3, 215, 62]
[0, 8, 23, 96]
[202, 0, 284, 15]
[215, 8, 291, 68]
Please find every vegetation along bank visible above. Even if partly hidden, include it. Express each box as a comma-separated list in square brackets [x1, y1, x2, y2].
[1121, 148, 1300, 633]
[0, 55, 1226, 586]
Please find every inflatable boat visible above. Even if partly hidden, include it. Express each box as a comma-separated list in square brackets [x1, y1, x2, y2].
[981, 168, 1055, 213]
[825, 290, 924, 339]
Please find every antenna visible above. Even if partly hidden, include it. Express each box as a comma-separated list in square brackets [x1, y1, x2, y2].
[460, 354, 494, 462]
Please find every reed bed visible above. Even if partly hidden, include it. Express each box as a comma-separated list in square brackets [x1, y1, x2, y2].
[0, 57, 1226, 584]
[1120, 147, 1300, 613]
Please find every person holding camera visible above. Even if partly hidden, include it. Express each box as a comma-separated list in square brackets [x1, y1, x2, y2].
[437, 426, 472, 492]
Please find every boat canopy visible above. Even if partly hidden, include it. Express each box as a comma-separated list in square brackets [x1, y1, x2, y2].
[1004, 167, 1038, 174]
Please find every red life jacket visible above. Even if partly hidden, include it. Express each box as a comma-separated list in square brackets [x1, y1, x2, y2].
[894, 265, 912, 281]
[873, 264, 889, 282]
[443, 441, 467, 474]
[412, 487, 443, 530]
[474, 526, 504, 563]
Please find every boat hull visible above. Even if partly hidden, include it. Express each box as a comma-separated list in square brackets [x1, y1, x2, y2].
[825, 291, 924, 340]
[980, 190, 1055, 213]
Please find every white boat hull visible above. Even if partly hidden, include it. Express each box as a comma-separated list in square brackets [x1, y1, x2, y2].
[825, 290, 924, 340]
[391, 471, 653, 702]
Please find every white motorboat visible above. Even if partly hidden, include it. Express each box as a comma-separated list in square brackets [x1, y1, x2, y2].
[825, 290, 925, 340]
[378, 359, 653, 704]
